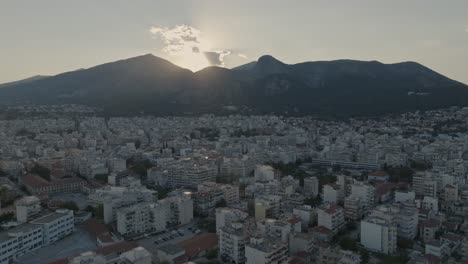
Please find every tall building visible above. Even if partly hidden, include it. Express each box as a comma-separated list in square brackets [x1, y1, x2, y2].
[344, 196, 362, 221]
[360, 216, 397, 254]
[219, 222, 252, 264]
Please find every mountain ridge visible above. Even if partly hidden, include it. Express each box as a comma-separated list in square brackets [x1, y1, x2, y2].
[1, 54, 467, 117]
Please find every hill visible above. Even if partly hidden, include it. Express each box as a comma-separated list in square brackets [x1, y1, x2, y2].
[1, 54, 467, 117]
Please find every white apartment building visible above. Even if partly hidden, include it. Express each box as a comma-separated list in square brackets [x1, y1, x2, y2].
[422, 196, 439, 212]
[257, 219, 292, 243]
[323, 184, 342, 204]
[245, 236, 288, 264]
[0, 224, 43, 263]
[394, 190, 415, 203]
[15, 196, 41, 223]
[350, 182, 375, 213]
[159, 195, 194, 226]
[31, 209, 75, 246]
[413, 172, 437, 197]
[360, 216, 397, 254]
[303, 177, 319, 197]
[344, 196, 362, 221]
[255, 195, 281, 220]
[219, 222, 251, 264]
[198, 182, 240, 205]
[317, 203, 345, 235]
[293, 205, 316, 228]
[116, 203, 166, 236]
[216, 207, 249, 234]
[370, 203, 419, 240]
[168, 163, 217, 188]
[88, 186, 156, 224]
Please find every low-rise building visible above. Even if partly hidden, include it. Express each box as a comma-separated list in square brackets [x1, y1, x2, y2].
[0, 224, 43, 263]
[31, 209, 75, 245]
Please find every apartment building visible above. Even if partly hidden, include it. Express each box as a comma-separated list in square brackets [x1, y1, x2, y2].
[116, 203, 166, 236]
[245, 236, 288, 264]
[317, 203, 345, 235]
[15, 196, 42, 223]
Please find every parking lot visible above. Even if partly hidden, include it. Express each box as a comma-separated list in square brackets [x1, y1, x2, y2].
[17, 227, 97, 264]
[137, 223, 198, 256]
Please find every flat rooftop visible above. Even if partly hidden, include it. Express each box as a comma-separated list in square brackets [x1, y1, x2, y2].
[31, 211, 71, 224]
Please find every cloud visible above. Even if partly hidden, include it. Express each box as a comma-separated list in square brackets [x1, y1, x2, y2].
[204, 51, 232, 66]
[465, 26, 468, 33]
[149, 24, 202, 55]
[149, 24, 236, 68]
[238, 53, 248, 59]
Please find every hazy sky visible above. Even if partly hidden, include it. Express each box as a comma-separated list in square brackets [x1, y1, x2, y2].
[1, 0, 467, 84]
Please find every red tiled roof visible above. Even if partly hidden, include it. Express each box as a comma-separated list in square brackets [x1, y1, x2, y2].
[83, 218, 110, 238]
[288, 216, 301, 224]
[310, 225, 332, 235]
[97, 233, 114, 243]
[177, 233, 218, 258]
[369, 170, 388, 177]
[94, 241, 138, 256]
[423, 254, 441, 264]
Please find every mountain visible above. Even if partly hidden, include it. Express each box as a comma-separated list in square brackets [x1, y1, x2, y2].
[1, 54, 467, 117]
[0, 75, 49, 89]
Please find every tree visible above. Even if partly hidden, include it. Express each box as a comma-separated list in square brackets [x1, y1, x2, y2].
[30, 164, 51, 181]
[60, 201, 79, 212]
[206, 248, 218, 259]
[94, 173, 109, 184]
[339, 237, 358, 252]
[397, 239, 413, 250]
[215, 198, 227, 208]
[135, 139, 142, 149]
[0, 167, 7, 177]
[0, 187, 16, 207]
[360, 249, 369, 264]
[0, 212, 14, 223]
[95, 204, 104, 220]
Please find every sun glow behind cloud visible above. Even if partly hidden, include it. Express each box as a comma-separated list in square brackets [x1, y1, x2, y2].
[149, 24, 246, 71]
